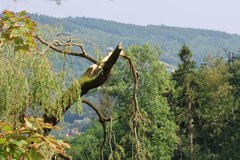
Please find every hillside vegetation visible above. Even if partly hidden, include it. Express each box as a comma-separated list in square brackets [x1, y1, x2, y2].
[31, 14, 240, 65]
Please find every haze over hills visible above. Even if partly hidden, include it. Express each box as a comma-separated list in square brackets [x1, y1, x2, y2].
[31, 14, 240, 65]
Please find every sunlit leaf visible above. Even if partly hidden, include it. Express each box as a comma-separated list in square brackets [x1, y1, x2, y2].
[0, 138, 6, 144]
[29, 150, 44, 160]
[18, 11, 27, 17]
[2, 125, 13, 132]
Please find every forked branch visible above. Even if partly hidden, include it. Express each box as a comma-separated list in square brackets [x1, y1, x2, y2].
[35, 35, 97, 64]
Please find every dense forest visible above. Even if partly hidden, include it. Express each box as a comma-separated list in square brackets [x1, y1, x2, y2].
[1, 11, 240, 160]
[31, 14, 240, 66]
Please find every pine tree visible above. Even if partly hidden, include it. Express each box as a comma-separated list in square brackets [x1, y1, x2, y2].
[172, 44, 196, 160]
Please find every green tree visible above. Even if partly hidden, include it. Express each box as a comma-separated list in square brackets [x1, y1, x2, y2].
[212, 56, 240, 159]
[192, 56, 236, 159]
[172, 44, 196, 160]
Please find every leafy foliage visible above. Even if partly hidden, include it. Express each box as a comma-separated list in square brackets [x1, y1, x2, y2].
[0, 10, 36, 53]
[66, 123, 102, 160]
[0, 117, 70, 160]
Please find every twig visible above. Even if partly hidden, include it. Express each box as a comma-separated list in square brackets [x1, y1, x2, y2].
[35, 35, 97, 64]
[100, 122, 107, 160]
[81, 98, 110, 123]
[108, 117, 113, 160]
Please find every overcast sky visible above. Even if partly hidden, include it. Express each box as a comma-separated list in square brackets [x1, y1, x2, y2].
[1, 0, 240, 34]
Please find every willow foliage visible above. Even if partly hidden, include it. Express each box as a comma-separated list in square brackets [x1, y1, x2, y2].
[0, 10, 81, 126]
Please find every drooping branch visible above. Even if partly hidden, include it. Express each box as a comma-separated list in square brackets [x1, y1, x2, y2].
[120, 52, 143, 158]
[120, 52, 141, 117]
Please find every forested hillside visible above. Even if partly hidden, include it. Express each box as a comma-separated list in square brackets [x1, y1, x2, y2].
[31, 14, 240, 65]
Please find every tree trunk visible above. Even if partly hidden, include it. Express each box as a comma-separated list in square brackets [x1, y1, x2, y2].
[188, 102, 194, 160]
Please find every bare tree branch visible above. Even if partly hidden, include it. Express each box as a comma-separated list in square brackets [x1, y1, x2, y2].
[81, 98, 110, 123]
[40, 37, 123, 134]
[35, 35, 98, 64]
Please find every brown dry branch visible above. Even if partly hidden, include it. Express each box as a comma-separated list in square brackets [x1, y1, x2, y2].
[100, 122, 107, 160]
[35, 35, 97, 64]
[108, 117, 114, 160]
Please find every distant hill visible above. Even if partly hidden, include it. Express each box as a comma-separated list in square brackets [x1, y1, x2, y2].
[31, 14, 240, 65]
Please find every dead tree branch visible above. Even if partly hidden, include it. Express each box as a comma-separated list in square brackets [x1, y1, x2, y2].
[38, 35, 123, 134]
[35, 35, 97, 64]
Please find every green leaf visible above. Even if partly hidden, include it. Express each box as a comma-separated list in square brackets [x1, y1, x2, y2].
[18, 11, 27, 17]
[29, 149, 44, 160]
[26, 134, 43, 143]
[2, 125, 13, 132]
[10, 140, 28, 147]
[0, 138, 6, 144]
[10, 28, 21, 38]
[0, 154, 6, 160]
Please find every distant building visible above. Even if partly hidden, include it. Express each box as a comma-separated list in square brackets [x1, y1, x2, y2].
[65, 128, 80, 137]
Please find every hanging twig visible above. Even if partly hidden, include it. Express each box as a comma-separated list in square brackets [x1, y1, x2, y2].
[100, 122, 107, 160]
[108, 117, 114, 160]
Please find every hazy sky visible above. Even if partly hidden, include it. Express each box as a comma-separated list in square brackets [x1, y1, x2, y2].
[1, 0, 240, 34]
